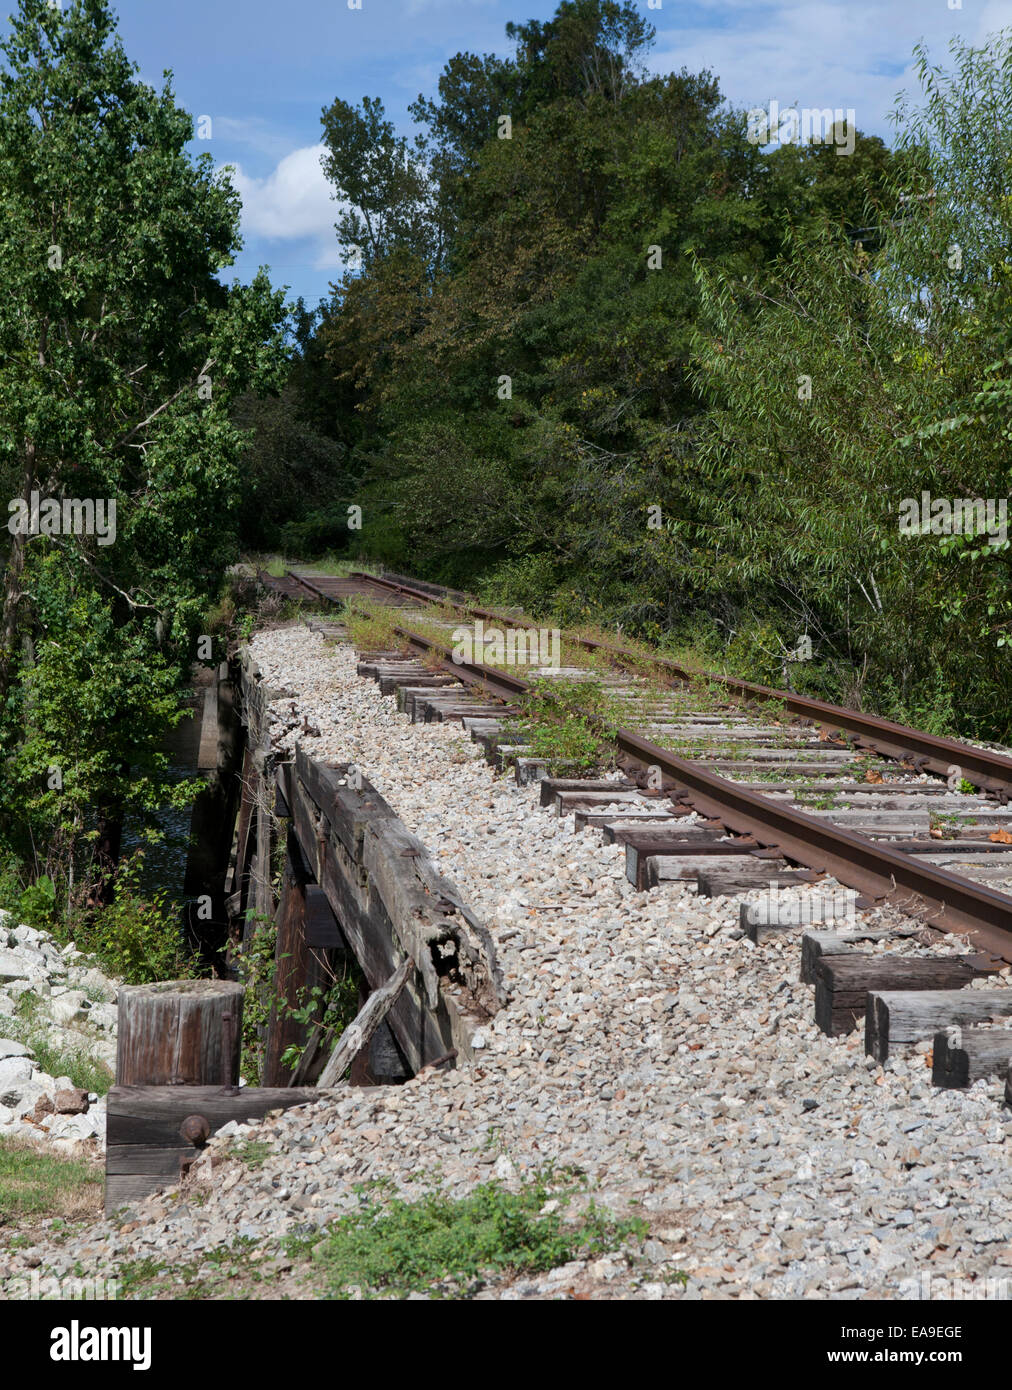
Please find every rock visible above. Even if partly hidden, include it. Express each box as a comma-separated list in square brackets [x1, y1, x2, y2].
[0, 1057, 33, 1087]
[11, 926, 44, 947]
[53, 1088, 89, 1115]
[78, 969, 114, 1001]
[50, 991, 90, 1025]
[0, 951, 32, 982]
[32, 1094, 55, 1121]
[5, 1081, 50, 1115]
[9, 945, 45, 969]
[89, 1004, 117, 1032]
[48, 1113, 98, 1143]
[0, 1039, 33, 1059]
[8, 975, 49, 999]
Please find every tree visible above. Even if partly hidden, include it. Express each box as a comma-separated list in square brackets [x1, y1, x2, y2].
[0, 0, 287, 892]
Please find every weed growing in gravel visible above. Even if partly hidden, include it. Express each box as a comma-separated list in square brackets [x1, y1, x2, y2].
[290, 1173, 646, 1299]
[929, 810, 967, 839]
[344, 597, 402, 653]
[513, 676, 618, 773]
[230, 1140, 273, 1170]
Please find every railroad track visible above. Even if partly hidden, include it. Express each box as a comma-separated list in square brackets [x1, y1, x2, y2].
[255, 562, 1012, 1094]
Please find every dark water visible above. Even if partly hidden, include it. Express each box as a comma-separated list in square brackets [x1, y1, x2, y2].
[120, 701, 202, 912]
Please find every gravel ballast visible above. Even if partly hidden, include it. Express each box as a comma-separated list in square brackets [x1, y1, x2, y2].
[4, 622, 1010, 1301]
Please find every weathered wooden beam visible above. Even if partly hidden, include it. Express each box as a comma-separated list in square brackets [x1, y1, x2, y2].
[283, 752, 501, 1075]
[318, 957, 414, 1087]
[865, 989, 1012, 1061]
[932, 1025, 1012, 1088]
[104, 1084, 325, 1216]
[228, 743, 256, 909]
[621, 830, 754, 889]
[646, 855, 790, 890]
[815, 956, 984, 1037]
[696, 869, 812, 898]
[262, 832, 347, 1087]
[799, 928, 897, 983]
[116, 981, 243, 1088]
[539, 777, 639, 809]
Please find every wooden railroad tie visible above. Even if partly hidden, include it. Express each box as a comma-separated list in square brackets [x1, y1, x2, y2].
[812, 954, 993, 1040]
[866, 988, 1012, 1062]
[932, 1025, 1012, 1088]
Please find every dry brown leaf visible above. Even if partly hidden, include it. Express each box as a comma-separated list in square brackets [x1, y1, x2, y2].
[864, 769, 884, 784]
[929, 827, 944, 839]
[989, 828, 1012, 843]
[925, 1050, 934, 1068]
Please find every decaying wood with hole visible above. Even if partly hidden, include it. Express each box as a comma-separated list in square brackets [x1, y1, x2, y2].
[279, 750, 502, 1075]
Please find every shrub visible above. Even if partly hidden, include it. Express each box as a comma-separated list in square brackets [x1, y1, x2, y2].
[68, 855, 195, 985]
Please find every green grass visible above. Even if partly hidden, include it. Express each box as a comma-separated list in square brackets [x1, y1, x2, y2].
[3, 995, 113, 1096]
[293, 1174, 647, 1299]
[91, 1173, 649, 1301]
[0, 1137, 102, 1227]
[511, 676, 620, 773]
[253, 554, 379, 580]
[230, 1140, 273, 1171]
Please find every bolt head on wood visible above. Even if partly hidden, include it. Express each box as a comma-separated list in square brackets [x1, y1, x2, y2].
[180, 1114, 211, 1146]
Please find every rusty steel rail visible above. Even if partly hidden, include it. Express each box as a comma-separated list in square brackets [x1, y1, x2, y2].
[614, 728, 1012, 963]
[392, 626, 531, 702]
[383, 621, 1012, 963]
[352, 569, 1012, 801]
[587, 636, 1012, 801]
[264, 563, 1012, 958]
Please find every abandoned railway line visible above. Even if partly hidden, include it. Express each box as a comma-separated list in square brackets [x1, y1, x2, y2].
[11, 560, 1012, 1301]
[260, 565, 1012, 964]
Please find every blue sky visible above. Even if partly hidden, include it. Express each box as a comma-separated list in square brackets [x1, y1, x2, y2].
[20, 0, 1012, 308]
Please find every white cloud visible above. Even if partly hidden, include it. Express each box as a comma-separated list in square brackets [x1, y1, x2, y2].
[650, 0, 1011, 139]
[227, 144, 335, 240]
[224, 144, 357, 273]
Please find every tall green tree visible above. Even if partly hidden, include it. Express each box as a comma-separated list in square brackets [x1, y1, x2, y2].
[0, 0, 287, 888]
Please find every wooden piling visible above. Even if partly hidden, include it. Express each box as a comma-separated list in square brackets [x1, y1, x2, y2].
[115, 979, 244, 1087]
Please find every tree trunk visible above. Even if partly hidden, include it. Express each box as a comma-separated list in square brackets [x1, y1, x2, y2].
[87, 807, 123, 907]
[0, 442, 36, 714]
